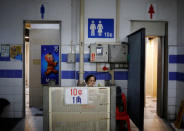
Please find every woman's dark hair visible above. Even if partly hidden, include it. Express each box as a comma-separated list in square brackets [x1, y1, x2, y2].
[85, 74, 96, 83]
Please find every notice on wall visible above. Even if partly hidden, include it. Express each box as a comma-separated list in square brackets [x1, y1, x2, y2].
[0, 44, 10, 61]
[65, 87, 88, 104]
[10, 45, 22, 61]
[33, 59, 41, 65]
[1, 44, 10, 57]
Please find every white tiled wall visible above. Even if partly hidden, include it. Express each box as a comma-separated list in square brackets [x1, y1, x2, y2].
[168, 45, 184, 120]
[61, 79, 77, 87]
[175, 0, 184, 117]
[0, 0, 180, 120]
[168, 97, 176, 106]
[0, 60, 22, 69]
[168, 46, 177, 120]
[176, 72, 184, 117]
[0, 78, 23, 117]
[0, 0, 72, 118]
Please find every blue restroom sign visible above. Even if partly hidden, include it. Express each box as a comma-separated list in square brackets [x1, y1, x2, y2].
[88, 18, 114, 38]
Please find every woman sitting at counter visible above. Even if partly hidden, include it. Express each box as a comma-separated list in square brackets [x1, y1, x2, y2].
[85, 74, 96, 87]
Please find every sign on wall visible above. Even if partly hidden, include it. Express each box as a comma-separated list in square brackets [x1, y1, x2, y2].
[88, 18, 114, 38]
[147, 3, 157, 19]
[10, 45, 22, 61]
[65, 87, 88, 104]
[41, 45, 59, 85]
[0, 44, 10, 61]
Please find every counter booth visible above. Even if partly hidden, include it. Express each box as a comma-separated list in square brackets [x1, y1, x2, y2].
[43, 86, 116, 131]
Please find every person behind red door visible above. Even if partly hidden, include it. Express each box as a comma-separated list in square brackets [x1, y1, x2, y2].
[85, 75, 96, 87]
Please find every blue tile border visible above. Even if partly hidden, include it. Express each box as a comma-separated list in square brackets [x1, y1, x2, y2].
[0, 69, 128, 80]
[169, 72, 184, 82]
[61, 71, 76, 79]
[169, 55, 184, 63]
[61, 71, 128, 80]
[1, 69, 183, 82]
[0, 57, 10, 61]
[0, 70, 22, 78]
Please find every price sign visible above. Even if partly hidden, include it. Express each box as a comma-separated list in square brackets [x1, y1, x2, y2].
[65, 87, 88, 104]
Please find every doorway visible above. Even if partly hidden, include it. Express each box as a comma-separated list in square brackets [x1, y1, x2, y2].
[24, 21, 61, 116]
[144, 36, 159, 116]
[128, 21, 168, 130]
[130, 21, 168, 118]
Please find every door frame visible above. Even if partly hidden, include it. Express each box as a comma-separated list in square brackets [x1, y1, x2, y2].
[23, 20, 61, 117]
[130, 20, 168, 119]
[163, 22, 168, 119]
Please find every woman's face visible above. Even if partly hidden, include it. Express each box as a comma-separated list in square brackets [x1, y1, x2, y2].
[87, 76, 96, 87]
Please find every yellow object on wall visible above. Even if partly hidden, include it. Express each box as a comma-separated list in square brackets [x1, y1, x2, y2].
[10, 45, 22, 60]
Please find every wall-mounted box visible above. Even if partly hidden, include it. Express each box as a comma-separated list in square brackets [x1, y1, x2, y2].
[109, 44, 128, 63]
[90, 44, 108, 62]
[67, 53, 75, 62]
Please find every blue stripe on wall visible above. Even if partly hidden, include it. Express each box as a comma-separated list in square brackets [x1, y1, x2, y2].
[61, 71, 128, 80]
[169, 72, 184, 81]
[83, 71, 111, 80]
[61, 71, 76, 79]
[115, 71, 128, 80]
[0, 70, 22, 78]
[0, 69, 127, 80]
[61, 54, 68, 62]
[1, 69, 183, 82]
[0, 57, 10, 61]
[76, 54, 90, 62]
[169, 55, 184, 63]
[62, 54, 90, 62]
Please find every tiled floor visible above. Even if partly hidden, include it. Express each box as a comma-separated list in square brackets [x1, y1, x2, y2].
[117, 96, 174, 131]
[142, 96, 173, 131]
[12, 88, 43, 131]
[11, 90, 174, 131]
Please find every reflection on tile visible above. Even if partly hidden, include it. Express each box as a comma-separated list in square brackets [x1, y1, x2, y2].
[129, 96, 174, 131]
[143, 96, 174, 131]
[12, 88, 43, 131]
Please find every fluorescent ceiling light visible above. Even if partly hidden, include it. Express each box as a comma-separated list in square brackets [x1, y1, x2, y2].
[25, 36, 29, 38]
[30, 24, 59, 29]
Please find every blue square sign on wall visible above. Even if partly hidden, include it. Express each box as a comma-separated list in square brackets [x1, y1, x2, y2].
[88, 18, 114, 38]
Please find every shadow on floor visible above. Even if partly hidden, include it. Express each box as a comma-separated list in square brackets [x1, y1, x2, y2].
[0, 118, 22, 131]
